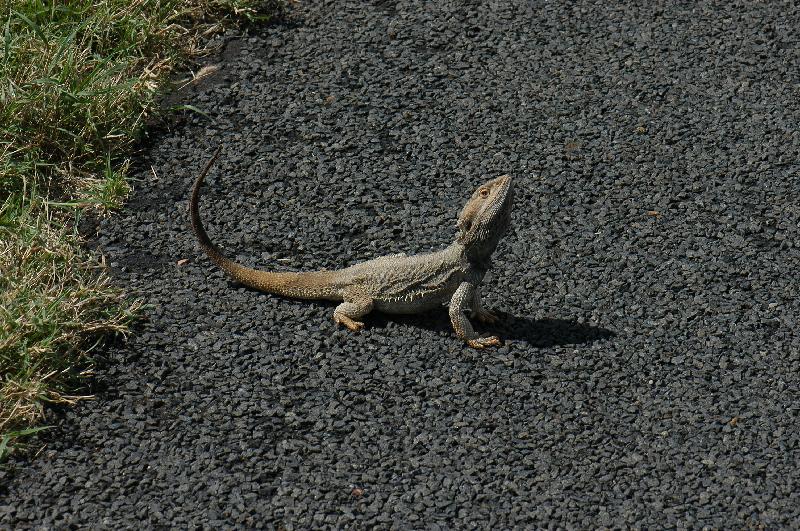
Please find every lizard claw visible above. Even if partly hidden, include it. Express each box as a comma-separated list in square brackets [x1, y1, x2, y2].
[334, 315, 365, 332]
[467, 336, 502, 349]
[472, 308, 500, 325]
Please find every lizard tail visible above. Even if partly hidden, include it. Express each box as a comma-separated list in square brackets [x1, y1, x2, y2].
[189, 147, 343, 301]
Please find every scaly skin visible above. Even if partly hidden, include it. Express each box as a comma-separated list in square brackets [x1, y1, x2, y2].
[189, 146, 515, 348]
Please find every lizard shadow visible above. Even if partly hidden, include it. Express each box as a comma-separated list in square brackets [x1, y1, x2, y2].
[370, 311, 615, 348]
[234, 284, 615, 348]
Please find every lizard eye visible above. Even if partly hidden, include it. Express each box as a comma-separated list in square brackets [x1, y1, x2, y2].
[479, 188, 489, 198]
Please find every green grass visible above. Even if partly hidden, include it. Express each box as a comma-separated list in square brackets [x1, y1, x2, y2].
[0, 0, 285, 460]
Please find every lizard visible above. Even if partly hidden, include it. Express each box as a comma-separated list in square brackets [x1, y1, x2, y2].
[189, 147, 515, 349]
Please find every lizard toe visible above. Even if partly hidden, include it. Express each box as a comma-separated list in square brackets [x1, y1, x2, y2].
[334, 314, 365, 332]
[467, 336, 502, 349]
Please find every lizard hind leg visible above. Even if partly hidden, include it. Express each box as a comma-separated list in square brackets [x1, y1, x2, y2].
[333, 297, 374, 332]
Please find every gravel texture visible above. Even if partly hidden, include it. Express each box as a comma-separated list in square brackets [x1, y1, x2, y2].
[3, 0, 800, 528]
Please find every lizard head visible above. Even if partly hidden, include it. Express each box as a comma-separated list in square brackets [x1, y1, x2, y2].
[456, 174, 514, 260]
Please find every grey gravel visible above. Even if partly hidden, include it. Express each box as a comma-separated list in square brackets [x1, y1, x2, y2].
[3, 0, 800, 528]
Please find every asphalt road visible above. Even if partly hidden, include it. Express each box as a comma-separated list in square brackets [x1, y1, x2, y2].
[3, 0, 799, 528]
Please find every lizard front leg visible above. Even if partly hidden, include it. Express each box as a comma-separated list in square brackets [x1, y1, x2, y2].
[449, 282, 501, 349]
[470, 286, 499, 325]
[333, 296, 373, 332]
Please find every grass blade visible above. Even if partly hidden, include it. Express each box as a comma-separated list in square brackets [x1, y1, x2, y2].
[0, 426, 52, 461]
[171, 103, 209, 118]
[12, 10, 48, 45]
[3, 13, 11, 63]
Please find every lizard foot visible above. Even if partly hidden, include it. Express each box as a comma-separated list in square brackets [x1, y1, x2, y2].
[334, 314, 365, 332]
[467, 336, 502, 349]
[472, 308, 500, 325]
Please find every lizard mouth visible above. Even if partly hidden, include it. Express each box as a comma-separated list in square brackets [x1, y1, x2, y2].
[494, 174, 514, 208]
[480, 174, 513, 233]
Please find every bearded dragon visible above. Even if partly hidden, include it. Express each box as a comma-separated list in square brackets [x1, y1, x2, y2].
[189, 147, 515, 348]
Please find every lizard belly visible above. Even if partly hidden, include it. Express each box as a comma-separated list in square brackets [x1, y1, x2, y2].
[375, 295, 443, 314]
[373, 283, 458, 314]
